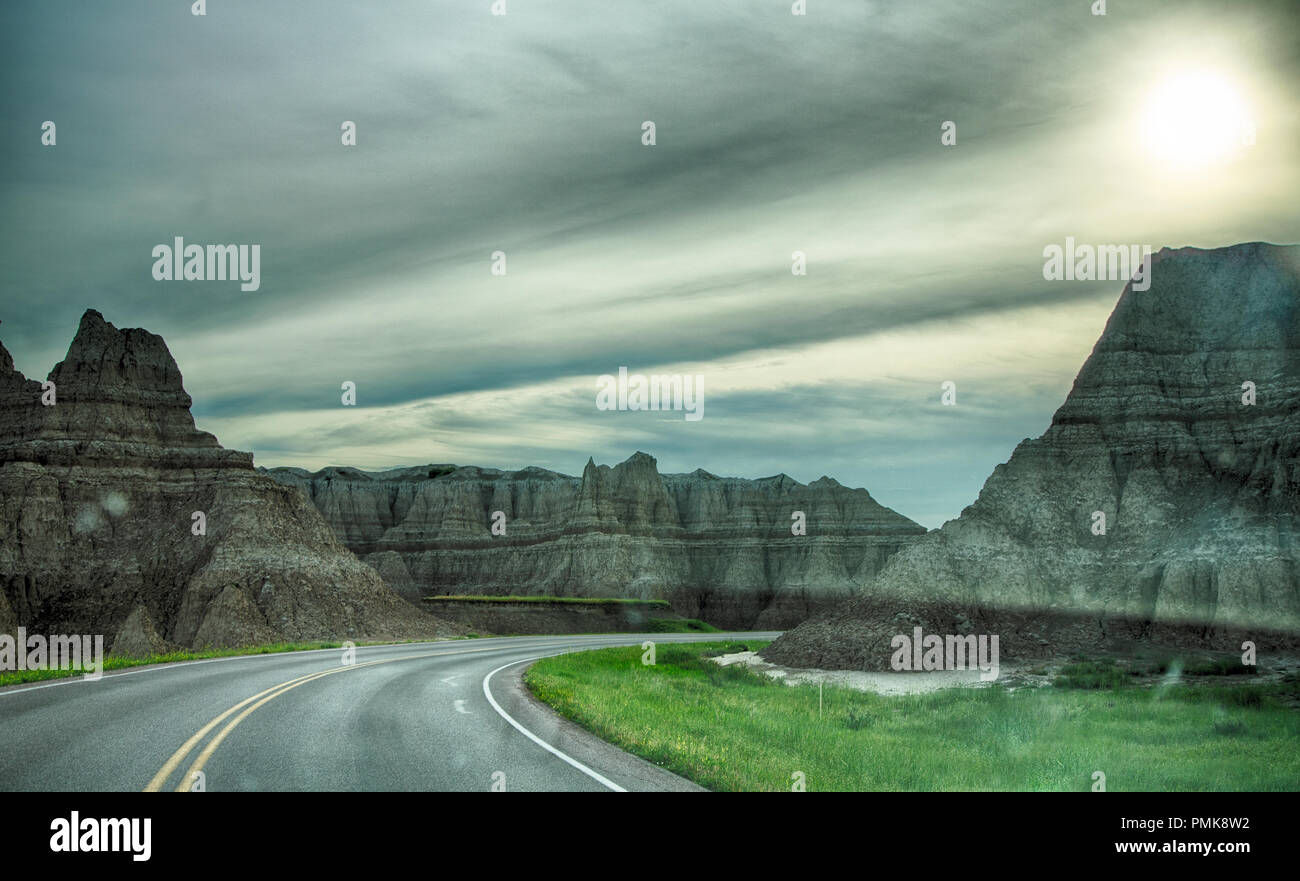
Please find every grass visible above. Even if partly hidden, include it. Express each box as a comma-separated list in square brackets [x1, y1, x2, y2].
[1185, 657, 1257, 676]
[643, 618, 721, 633]
[423, 595, 672, 607]
[525, 641, 1300, 792]
[1053, 658, 1132, 690]
[1051, 654, 1265, 690]
[0, 637, 451, 688]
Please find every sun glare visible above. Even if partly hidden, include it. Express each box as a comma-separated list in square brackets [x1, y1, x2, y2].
[1139, 70, 1254, 169]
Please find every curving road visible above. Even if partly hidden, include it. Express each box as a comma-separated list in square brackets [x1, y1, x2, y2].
[0, 632, 779, 792]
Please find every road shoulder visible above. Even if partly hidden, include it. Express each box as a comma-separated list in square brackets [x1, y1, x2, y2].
[495, 659, 707, 792]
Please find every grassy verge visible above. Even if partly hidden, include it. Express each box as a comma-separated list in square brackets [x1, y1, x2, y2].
[1053, 655, 1259, 689]
[0, 637, 460, 688]
[644, 618, 720, 633]
[525, 641, 1300, 792]
[424, 595, 671, 607]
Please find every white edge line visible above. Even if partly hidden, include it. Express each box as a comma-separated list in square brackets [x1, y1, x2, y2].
[482, 655, 628, 793]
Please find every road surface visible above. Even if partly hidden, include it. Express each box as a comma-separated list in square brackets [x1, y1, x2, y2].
[0, 632, 779, 792]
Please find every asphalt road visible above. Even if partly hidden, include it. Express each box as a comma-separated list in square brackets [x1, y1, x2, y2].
[0, 632, 780, 792]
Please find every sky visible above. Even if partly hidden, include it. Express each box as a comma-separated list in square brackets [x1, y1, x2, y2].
[2, 0, 1298, 528]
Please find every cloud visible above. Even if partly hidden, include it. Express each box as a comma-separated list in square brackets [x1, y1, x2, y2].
[2, 0, 1298, 527]
[202, 293, 1117, 527]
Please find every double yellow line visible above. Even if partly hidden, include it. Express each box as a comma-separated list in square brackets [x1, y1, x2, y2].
[143, 645, 500, 792]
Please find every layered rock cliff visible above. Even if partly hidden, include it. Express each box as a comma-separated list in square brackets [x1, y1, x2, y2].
[766, 242, 1300, 670]
[266, 454, 927, 629]
[0, 310, 456, 653]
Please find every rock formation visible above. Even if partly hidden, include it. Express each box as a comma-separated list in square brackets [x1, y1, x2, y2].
[266, 453, 927, 629]
[0, 310, 456, 654]
[766, 242, 1300, 670]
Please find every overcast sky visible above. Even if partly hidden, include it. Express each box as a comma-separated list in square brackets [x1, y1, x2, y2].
[3, 0, 1298, 527]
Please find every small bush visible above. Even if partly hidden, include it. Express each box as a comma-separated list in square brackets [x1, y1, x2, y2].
[845, 708, 873, 730]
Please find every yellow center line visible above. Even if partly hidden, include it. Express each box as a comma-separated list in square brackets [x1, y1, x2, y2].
[143, 659, 390, 792]
[144, 642, 577, 792]
[173, 661, 385, 791]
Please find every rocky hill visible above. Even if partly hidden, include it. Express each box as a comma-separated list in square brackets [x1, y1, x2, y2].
[265, 454, 927, 629]
[0, 310, 456, 653]
[766, 242, 1300, 670]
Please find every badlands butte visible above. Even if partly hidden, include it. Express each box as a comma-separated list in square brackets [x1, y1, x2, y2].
[262, 455, 926, 629]
[770, 242, 1300, 668]
[0, 310, 456, 654]
[2, 241, 1298, 667]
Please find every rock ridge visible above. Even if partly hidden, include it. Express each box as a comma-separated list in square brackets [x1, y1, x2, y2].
[0, 311, 456, 653]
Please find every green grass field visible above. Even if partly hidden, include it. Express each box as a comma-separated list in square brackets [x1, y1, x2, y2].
[525, 641, 1300, 792]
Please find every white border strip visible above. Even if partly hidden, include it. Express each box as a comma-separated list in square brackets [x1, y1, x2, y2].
[482, 656, 627, 793]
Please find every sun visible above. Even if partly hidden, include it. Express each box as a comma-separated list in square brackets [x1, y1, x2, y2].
[1139, 70, 1254, 169]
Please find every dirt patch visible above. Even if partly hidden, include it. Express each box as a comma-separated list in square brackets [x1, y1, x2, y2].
[714, 650, 1019, 695]
[730, 646, 1300, 699]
